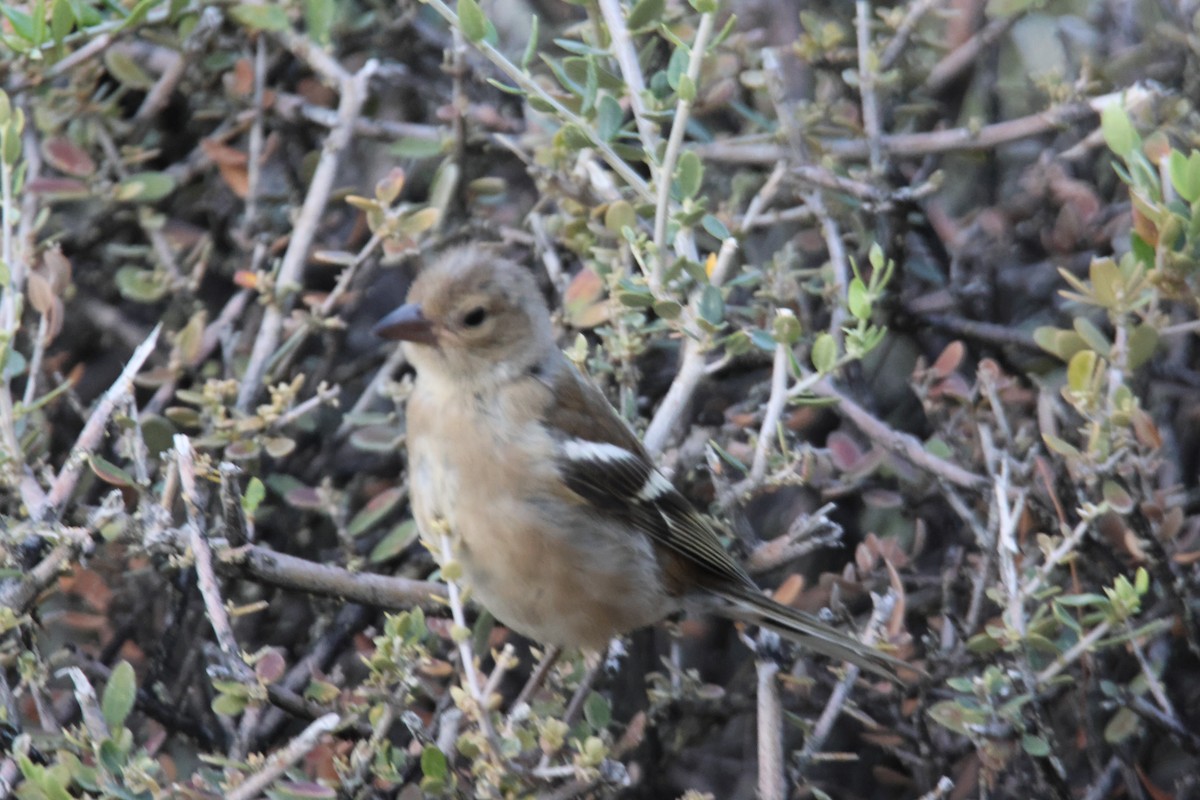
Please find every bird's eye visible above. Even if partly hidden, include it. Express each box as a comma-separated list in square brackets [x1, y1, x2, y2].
[462, 306, 487, 327]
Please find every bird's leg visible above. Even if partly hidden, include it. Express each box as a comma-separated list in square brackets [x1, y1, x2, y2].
[511, 644, 562, 711]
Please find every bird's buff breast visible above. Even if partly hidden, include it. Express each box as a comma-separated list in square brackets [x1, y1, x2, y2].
[406, 381, 669, 649]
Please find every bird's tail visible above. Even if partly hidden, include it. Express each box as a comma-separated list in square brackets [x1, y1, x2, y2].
[713, 583, 912, 681]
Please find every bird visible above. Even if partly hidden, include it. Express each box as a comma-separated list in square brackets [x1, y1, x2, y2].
[374, 247, 908, 679]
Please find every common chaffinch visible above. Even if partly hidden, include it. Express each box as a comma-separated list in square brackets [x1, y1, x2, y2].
[375, 247, 903, 678]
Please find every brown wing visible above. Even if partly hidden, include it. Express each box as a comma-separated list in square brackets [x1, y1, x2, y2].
[542, 359, 756, 592]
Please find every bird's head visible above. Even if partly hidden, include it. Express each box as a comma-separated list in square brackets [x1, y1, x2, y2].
[374, 248, 556, 387]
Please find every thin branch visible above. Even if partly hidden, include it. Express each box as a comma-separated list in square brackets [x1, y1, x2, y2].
[225, 713, 340, 800]
[216, 544, 445, 611]
[0, 529, 91, 615]
[176, 436, 242, 658]
[1036, 619, 1111, 684]
[242, 33, 268, 233]
[236, 60, 378, 411]
[34, 324, 162, 521]
[855, 1, 884, 175]
[642, 162, 786, 455]
[924, 12, 1021, 95]
[652, 10, 715, 284]
[807, 377, 988, 489]
[698, 91, 1132, 163]
[879, 0, 947, 71]
[796, 593, 894, 770]
[421, 0, 652, 203]
[596, 0, 658, 156]
[756, 658, 784, 800]
[748, 341, 789, 485]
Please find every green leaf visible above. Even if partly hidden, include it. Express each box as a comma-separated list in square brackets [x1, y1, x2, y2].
[1102, 480, 1134, 514]
[928, 699, 986, 736]
[103, 49, 155, 89]
[596, 93, 623, 142]
[211, 692, 248, 717]
[604, 199, 636, 234]
[1032, 325, 1087, 362]
[114, 171, 176, 202]
[1101, 103, 1137, 160]
[369, 519, 420, 563]
[348, 487, 405, 538]
[0, 5, 36, 42]
[1103, 707, 1141, 744]
[1127, 323, 1159, 370]
[116, 0, 160, 32]
[676, 151, 703, 198]
[847, 278, 870, 320]
[457, 0, 487, 42]
[421, 745, 448, 780]
[90, 455, 136, 488]
[677, 73, 696, 102]
[666, 44, 689, 91]
[102, 661, 137, 732]
[304, 0, 335, 44]
[1072, 317, 1110, 357]
[115, 266, 169, 303]
[51, 0, 75, 45]
[560, 123, 593, 150]
[699, 284, 724, 325]
[393, 136, 446, 158]
[626, 0, 665, 30]
[1021, 734, 1050, 757]
[1089, 258, 1122, 308]
[583, 691, 611, 731]
[811, 332, 837, 372]
[520, 14, 539, 69]
[1066, 349, 1099, 394]
[229, 3, 290, 32]
[242, 477, 266, 515]
[653, 299, 682, 319]
[701, 214, 730, 240]
[1042, 433, 1080, 458]
[1167, 150, 1200, 203]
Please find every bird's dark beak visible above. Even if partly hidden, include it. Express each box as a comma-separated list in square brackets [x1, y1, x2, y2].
[373, 303, 437, 345]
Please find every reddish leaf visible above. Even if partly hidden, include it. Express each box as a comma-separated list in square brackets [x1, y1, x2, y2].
[42, 136, 96, 177]
[931, 340, 964, 378]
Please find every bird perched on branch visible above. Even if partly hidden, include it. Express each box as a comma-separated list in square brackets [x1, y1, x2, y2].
[375, 247, 906, 679]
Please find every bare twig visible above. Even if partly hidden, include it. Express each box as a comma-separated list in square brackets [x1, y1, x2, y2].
[236, 59, 378, 411]
[924, 12, 1021, 95]
[0, 529, 91, 614]
[642, 163, 786, 454]
[697, 89, 1143, 164]
[216, 544, 445, 610]
[596, 0, 658, 157]
[652, 10, 715, 283]
[226, 713, 340, 800]
[796, 593, 894, 771]
[242, 33, 268, 232]
[756, 658, 784, 800]
[879, 0, 947, 71]
[1035, 619, 1111, 684]
[808, 377, 987, 489]
[176, 436, 241, 659]
[144, 289, 252, 417]
[34, 325, 162, 521]
[437, 531, 505, 757]
[855, 1, 884, 175]
[512, 645, 563, 711]
[421, 0, 652, 203]
[748, 341, 789, 485]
